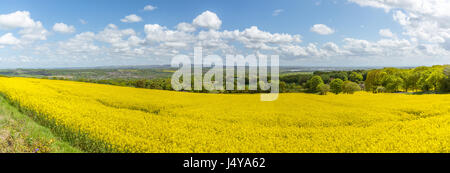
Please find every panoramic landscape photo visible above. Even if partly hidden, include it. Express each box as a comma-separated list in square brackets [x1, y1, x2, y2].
[0, 0, 449, 154]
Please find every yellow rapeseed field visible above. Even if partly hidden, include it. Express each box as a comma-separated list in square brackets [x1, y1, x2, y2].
[0, 77, 449, 153]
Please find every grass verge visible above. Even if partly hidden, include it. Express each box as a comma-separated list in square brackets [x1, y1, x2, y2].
[0, 95, 81, 153]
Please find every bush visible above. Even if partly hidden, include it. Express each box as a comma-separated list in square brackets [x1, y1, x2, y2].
[330, 79, 344, 94]
[305, 75, 324, 93]
[349, 72, 363, 83]
[342, 81, 361, 94]
[317, 83, 330, 95]
[376, 86, 386, 93]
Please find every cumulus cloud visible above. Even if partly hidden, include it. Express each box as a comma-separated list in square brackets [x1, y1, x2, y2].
[53, 23, 76, 33]
[349, 0, 450, 48]
[224, 26, 302, 50]
[310, 24, 335, 35]
[144, 5, 157, 11]
[58, 32, 98, 53]
[0, 33, 20, 45]
[4, 6, 449, 67]
[0, 11, 36, 29]
[379, 29, 394, 38]
[121, 14, 142, 23]
[0, 11, 48, 43]
[176, 22, 196, 32]
[18, 21, 48, 42]
[193, 10, 222, 30]
[144, 24, 194, 47]
[97, 24, 144, 53]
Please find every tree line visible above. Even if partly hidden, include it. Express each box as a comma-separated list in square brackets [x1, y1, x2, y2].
[42, 65, 449, 95]
[364, 65, 449, 93]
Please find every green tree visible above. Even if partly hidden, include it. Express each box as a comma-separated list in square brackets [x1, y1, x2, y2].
[317, 83, 330, 95]
[382, 74, 403, 92]
[364, 70, 386, 92]
[440, 67, 450, 92]
[417, 69, 433, 92]
[330, 78, 344, 94]
[279, 81, 287, 93]
[404, 70, 420, 92]
[305, 75, 324, 93]
[342, 81, 361, 94]
[426, 68, 446, 92]
[349, 72, 363, 83]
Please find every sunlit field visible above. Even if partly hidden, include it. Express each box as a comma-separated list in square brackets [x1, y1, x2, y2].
[0, 77, 449, 153]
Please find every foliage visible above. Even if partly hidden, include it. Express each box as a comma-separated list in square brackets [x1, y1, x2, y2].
[305, 75, 324, 93]
[342, 81, 361, 94]
[330, 78, 344, 94]
[317, 83, 330, 95]
[365, 65, 449, 93]
[349, 72, 363, 83]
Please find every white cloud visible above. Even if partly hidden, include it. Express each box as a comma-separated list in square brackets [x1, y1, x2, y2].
[0, 11, 36, 29]
[53, 23, 76, 34]
[144, 5, 157, 11]
[348, 0, 450, 17]
[121, 14, 142, 23]
[96, 24, 144, 53]
[5, 3, 450, 67]
[58, 32, 98, 53]
[379, 29, 394, 37]
[193, 10, 222, 30]
[348, 0, 450, 51]
[176, 22, 196, 32]
[310, 24, 335, 35]
[342, 37, 418, 57]
[0, 33, 20, 45]
[225, 26, 302, 50]
[272, 9, 284, 16]
[144, 24, 194, 47]
[18, 21, 48, 42]
[0, 11, 48, 43]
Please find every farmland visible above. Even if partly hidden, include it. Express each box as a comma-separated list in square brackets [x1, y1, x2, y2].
[0, 77, 449, 152]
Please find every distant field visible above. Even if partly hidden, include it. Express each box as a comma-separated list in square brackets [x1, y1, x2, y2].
[0, 77, 449, 152]
[0, 68, 175, 80]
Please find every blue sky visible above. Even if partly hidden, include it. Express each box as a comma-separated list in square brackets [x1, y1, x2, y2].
[0, 0, 449, 68]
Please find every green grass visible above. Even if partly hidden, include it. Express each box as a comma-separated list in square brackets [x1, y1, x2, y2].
[0, 95, 81, 153]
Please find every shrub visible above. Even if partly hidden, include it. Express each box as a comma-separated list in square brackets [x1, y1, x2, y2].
[330, 79, 344, 94]
[342, 81, 361, 94]
[305, 75, 324, 93]
[376, 86, 386, 93]
[317, 83, 330, 95]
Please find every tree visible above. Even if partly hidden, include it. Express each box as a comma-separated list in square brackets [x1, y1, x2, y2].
[305, 75, 324, 93]
[417, 69, 433, 92]
[135, 79, 146, 88]
[404, 70, 420, 92]
[426, 68, 446, 92]
[440, 67, 450, 92]
[330, 78, 344, 94]
[349, 72, 363, 83]
[342, 81, 361, 94]
[279, 81, 287, 93]
[382, 74, 403, 92]
[320, 74, 331, 84]
[365, 70, 386, 92]
[376, 86, 386, 93]
[317, 83, 330, 95]
[330, 71, 348, 81]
